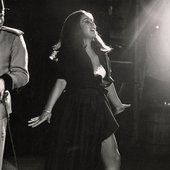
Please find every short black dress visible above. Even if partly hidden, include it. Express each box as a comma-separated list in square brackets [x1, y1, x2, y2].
[45, 48, 119, 170]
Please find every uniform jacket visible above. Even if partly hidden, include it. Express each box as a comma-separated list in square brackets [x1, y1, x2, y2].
[0, 26, 29, 90]
[0, 26, 29, 119]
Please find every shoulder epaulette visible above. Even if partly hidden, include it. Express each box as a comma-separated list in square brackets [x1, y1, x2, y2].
[1, 26, 24, 35]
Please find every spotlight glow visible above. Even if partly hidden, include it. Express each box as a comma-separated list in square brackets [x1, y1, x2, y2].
[133, 0, 170, 81]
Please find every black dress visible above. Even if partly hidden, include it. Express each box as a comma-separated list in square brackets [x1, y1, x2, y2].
[45, 47, 119, 170]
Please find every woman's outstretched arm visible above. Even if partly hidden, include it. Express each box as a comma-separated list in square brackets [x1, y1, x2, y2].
[28, 79, 67, 127]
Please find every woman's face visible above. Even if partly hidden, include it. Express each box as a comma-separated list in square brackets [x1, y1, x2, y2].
[80, 13, 96, 40]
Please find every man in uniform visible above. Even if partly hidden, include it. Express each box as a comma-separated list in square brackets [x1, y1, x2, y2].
[0, 0, 29, 168]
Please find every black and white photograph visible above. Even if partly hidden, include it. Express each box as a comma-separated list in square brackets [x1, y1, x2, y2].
[0, 0, 170, 170]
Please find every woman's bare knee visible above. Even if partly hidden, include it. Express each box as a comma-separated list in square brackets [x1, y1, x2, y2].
[101, 134, 120, 170]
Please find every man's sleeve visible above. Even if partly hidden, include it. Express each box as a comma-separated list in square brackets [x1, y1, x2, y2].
[5, 35, 29, 90]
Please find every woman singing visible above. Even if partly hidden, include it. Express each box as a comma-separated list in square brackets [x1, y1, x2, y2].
[28, 10, 130, 170]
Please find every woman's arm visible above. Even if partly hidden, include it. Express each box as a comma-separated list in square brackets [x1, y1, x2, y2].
[106, 83, 122, 108]
[106, 83, 130, 115]
[28, 78, 67, 127]
[43, 78, 67, 112]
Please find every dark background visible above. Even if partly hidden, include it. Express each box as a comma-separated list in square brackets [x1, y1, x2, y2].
[3, 0, 139, 158]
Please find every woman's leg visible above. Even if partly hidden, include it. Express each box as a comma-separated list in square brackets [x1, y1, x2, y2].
[101, 134, 120, 170]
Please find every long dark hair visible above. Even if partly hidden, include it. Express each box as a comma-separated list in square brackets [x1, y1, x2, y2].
[50, 10, 112, 61]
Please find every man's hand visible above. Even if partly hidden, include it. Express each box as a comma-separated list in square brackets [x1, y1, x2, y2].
[0, 79, 5, 101]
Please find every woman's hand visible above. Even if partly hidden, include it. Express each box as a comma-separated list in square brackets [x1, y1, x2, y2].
[115, 104, 131, 115]
[28, 110, 52, 128]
